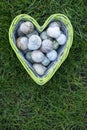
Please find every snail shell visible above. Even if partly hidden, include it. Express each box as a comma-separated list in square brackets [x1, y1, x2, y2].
[46, 50, 57, 61]
[42, 56, 50, 66]
[27, 30, 39, 38]
[33, 64, 46, 75]
[31, 50, 45, 63]
[56, 33, 66, 45]
[28, 35, 42, 50]
[25, 52, 33, 63]
[41, 39, 53, 53]
[49, 21, 61, 28]
[19, 21, 34, 35]
[47, 27, 61, 38]
[16, 37, 28, 51]
[52, 40, 59, 50]
[40, 31, 48, 40]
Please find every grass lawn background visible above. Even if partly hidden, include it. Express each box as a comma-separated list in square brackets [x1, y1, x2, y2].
[0, 0, 87, 129]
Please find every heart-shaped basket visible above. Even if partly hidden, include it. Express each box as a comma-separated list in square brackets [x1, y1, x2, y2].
[9, 14, 73, 85]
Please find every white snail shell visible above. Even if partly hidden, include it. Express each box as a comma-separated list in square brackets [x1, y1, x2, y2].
[19, 21, 34, 35]
[41, 39, 53, 53]
[46, 50, 57, 61]
[28, 35, 42, 50]
[31, 50, 45, 63]
[56, 33, 66, 45]
[42, 56, 50, 66]
[40, 31, 48, 40]
[33, 64, 46, 75]
[47, 27, 61, 38]
[52, 40, 59, 50]
[16, 37, 28, 51]
[27, 30, 39, 38]
[25, 52, 33, 63]
[49, 21, 60, 28]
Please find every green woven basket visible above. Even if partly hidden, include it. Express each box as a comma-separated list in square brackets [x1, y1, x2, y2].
[9, 14, 73, 85]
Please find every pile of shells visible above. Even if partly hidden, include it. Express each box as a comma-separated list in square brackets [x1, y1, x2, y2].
[16, 21, 67, 76]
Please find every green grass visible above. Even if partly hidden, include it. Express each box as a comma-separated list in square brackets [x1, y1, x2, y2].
[0, 0, 87, 129]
